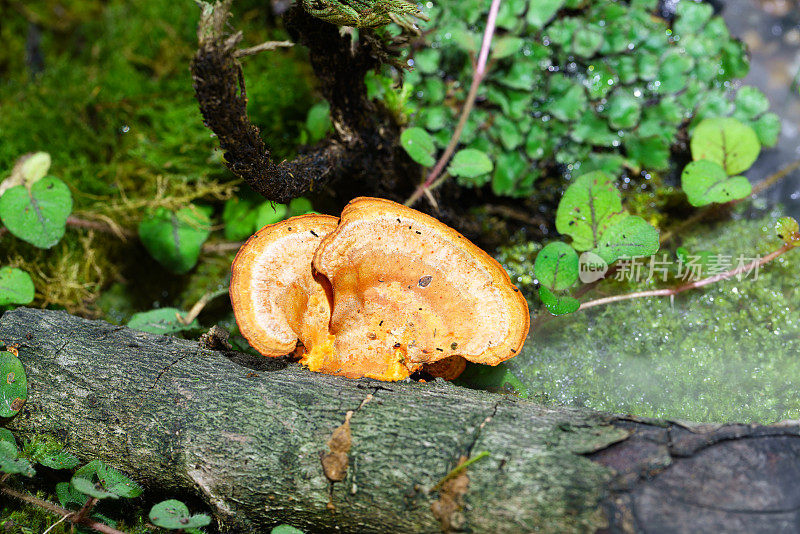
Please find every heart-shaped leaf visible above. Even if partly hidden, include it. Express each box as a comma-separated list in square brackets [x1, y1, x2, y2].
[0, 267, 35, 306]
[691, 117, 760, 174]
[555, 171, 627, 251]
[400, 127, 436, 167]
[681, 159, 751, 206]
[591, 216, 660, 264]
[538, 286, 580, 316]
[534, 242, 579, 291]
[149, 499, 212, 530]
[138, 205, 211, 274]
[0, 176, 72, 249]
[0, 351, 27, 418]
[128, 308, 199, 335]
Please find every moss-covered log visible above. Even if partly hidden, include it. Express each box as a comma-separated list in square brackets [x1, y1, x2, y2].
[2, 308, 800, 533]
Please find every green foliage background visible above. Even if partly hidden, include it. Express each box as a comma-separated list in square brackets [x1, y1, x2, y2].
[0, 0, 316, 315]
[392, 0, 779, 196]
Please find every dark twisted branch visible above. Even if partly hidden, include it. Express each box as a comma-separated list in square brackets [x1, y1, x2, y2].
[190, 1, 417, 204]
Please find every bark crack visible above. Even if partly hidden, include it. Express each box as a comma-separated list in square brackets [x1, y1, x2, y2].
[147, 353, 192, 390]
[465, 402, 499, 458]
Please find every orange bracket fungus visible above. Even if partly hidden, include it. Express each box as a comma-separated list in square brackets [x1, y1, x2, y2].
[230, 198, 529, 382]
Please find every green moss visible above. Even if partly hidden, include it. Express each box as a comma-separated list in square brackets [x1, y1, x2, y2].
[507, 211, 800, 423]
[1, 0, 316, 315]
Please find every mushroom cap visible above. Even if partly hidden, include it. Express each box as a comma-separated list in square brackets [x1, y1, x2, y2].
[312, 197, 530, 371]
[230, 214, 338, 357]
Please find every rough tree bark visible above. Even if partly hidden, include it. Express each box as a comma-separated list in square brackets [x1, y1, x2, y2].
[2, 308, 800, 533]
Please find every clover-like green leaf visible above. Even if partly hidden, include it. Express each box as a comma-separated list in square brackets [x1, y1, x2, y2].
[625, 135, 670, 171]
[673, 1, 713, 35]
[751, 112, 781, 148]
[57, 481, 89, 509]
[0, 440, 35, 477]
[72, 459, 143, 499]
[527, 0, 564, 28]
[494, 116, 523, 150]
[555, 171, 627, 251]
[492, 152, 528, 196]
[22, 435, 80, 470]
[492, 36, 524, 59]
[776, 216, 799, 247]
[534, 242, 579, 291]
[538, 286, 580, 316]
[0, 428, 15, 446]
[681, 159, 751, 207]
[691, 117, 760, 174]
[606, 89, 641, 130]
[149, 499, 212, 530]
[0, 351, 27, 418]
[656, 50, 694, 93]
[733, 87, 770, 119]
[591, 215, 660, 264]
[447, 149, 493, 179]
[0, 267, 35, 306]
[572, 26, 603, 58]
[400, 127, 436, 167]
[71, 476, 120, 499]
[138, 205, 211, 274]
[128, 308, 199, 335]
[550, 83, 587, 122]
[0, 176, 73, 249]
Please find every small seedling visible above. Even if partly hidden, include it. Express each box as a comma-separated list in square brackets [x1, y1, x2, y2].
[149, 499, 211, 531]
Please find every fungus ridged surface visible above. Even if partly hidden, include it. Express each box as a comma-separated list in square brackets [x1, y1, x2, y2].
[312, 197, 529, 379]
[229, 214, 338, 358]
[230, 198, 530, 382]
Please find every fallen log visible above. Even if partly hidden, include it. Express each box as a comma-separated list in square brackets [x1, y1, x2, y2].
[1, 307, 799, 533]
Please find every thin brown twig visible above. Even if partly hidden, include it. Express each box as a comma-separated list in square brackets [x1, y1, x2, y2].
[66, 216, 136, 240]
[405, 0, 502, 207]
[63, 216, 243, 254]
[0, 486, 126, 534]
[234, 40, 294, 57]
[578, 242, 796, 311]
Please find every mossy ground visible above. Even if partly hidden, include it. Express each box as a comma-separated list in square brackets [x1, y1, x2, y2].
[482, 209, 800, 424]
[1, 0, 316, 316]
